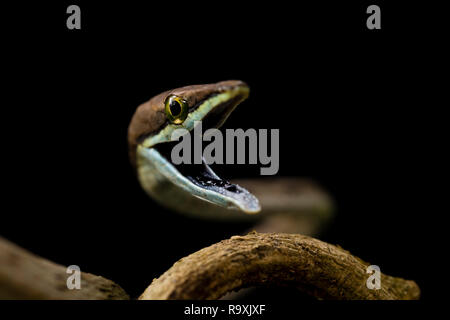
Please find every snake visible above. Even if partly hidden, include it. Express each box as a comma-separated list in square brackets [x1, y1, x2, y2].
[127, 80, 333, 235]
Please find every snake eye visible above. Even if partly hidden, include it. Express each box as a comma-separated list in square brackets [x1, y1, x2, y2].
[165, 95, 188, 124]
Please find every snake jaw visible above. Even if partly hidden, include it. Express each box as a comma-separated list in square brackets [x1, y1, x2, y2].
[153, 143, 261, 214]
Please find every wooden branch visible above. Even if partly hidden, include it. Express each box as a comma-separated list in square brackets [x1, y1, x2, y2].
[0, 237, 129, 300]
[140, 232, 420, 300]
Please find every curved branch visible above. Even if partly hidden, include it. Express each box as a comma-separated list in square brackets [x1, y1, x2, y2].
[140, 232, 420, 300]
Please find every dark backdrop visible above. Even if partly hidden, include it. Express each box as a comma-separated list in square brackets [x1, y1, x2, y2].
[2, 1, 439, 300]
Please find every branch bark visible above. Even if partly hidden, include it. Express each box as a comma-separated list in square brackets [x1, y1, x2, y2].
[0, 237, 129, 300]
[140, 232, 420, 300]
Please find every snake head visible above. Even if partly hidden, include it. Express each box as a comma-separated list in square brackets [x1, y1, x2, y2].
[128, 80, 261, 216]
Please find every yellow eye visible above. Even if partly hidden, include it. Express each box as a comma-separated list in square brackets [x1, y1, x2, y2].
[165, 95, 188, 124]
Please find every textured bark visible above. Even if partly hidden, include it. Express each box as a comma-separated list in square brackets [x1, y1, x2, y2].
[140, 232, 420, 300]
[0, 237, 129, 300]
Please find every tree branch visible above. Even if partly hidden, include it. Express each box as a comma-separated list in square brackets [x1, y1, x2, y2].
[0, 237, 129, 300]
[140, 232, 420, 300]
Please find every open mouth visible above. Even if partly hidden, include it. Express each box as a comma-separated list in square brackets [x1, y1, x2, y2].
[155, 138, 241, 194]
[152, 93, 261, 213]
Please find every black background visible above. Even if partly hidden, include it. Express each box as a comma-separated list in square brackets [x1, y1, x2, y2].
[2, 0, 443, 305]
